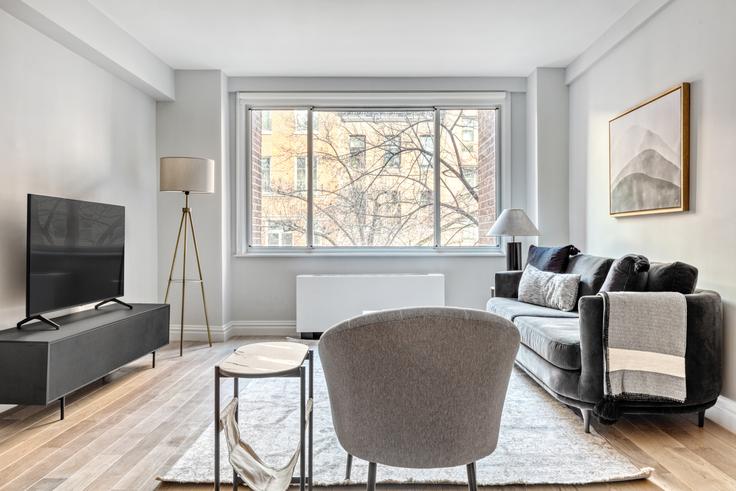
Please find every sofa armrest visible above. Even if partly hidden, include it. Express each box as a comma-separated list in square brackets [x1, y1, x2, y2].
[577, 291, 723, 405]
[577, 295, 605, 403]
[494, 270, 523, 298]
[683, 290, 723, 403]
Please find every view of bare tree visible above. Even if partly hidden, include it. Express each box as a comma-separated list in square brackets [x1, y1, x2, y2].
[250, 108, 496, 248]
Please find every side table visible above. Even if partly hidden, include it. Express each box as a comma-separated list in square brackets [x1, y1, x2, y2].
[214, 342, 314, 491]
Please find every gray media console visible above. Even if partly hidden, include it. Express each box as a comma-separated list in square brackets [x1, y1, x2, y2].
[0, 303, 169, 420]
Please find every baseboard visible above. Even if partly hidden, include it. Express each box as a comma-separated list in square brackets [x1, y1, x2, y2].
[168, 323, 231, 343]
[170, 320, 297, 341]
[708, 395, 736, 434]
[229, 320, 297, 337]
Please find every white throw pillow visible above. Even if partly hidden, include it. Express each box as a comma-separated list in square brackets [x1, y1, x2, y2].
[518, 265, 581, 311]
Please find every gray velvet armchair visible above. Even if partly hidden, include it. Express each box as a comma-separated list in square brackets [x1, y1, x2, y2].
[318, 307, 520, 491]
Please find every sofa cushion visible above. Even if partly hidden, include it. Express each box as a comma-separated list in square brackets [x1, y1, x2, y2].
[646, 261, 698, 294]
[527, 244, 580, 273]
[565, 254, 614, 298]
[486, 297, 579, 322]
[518, 265, 580, 311]
[600, 254, 650, 292]
[514, 316, 581, 370]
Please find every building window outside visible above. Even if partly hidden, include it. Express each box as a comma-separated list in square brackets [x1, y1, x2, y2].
[349, 135, 366, 168]
[294, 111, 308, 133]
[262, 111, 272, 133]
[295, 156, 307, 191]
[419, 134, 433, 168]
[384, 135, 401, 168]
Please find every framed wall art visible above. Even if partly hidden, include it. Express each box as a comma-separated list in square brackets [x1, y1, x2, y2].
[609, 83, 690, 217]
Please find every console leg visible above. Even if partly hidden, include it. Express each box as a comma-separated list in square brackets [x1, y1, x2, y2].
[698, 410, 705, 428]
[59, 397, 65, 420]
[152, 351, 156, 369]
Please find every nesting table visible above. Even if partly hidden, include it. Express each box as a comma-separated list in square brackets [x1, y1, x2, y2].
[214, 342, 314, 491]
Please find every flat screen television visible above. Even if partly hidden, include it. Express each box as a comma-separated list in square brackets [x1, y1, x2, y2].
[25, 194, 125, 319]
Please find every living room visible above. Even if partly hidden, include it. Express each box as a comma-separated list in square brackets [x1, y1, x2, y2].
[0, 0, 734, 489]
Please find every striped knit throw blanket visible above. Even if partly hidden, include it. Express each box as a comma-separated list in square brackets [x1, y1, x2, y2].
[595, 291, 687, 423]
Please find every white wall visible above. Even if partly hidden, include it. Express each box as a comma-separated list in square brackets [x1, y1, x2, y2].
[527, 68, 569, 246]
[157, 70, 229, 332]
[0, 9, 158, 327]
[568, 0, 736, 399]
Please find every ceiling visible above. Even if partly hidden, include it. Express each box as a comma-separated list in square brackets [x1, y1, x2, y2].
[90, 0, 639, 77]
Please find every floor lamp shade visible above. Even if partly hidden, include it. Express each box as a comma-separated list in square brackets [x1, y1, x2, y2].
[487, 208, 539, 271]
[160, 157, 215, 193]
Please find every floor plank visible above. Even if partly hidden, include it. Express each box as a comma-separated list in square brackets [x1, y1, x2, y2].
[0, 337, 733, 490]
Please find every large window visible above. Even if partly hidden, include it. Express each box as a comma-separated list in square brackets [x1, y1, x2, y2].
[242, 94, 503, 252]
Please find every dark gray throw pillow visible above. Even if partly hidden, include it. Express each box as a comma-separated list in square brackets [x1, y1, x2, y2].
[600, 254, 650, 292]
[646, 261, 698, 294]
[527, 244, 580, 273]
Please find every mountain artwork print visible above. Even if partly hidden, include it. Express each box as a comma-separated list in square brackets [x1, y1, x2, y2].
[609, 84, 689, 217]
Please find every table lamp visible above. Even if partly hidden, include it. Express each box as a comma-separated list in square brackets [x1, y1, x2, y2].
[160, 156, 215, 356]
[487, 208, 539, 271]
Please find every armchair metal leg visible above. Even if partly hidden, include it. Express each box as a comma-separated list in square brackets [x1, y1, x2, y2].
[583, 409, 592, 433]
[366, 462, 377, 491]
[345, 453, 353, 480]
[698, 410, 705, 428]
[466, 462, 477, 491]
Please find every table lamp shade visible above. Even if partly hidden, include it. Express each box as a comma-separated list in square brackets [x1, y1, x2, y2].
[160, 157, 215, 193]
[487, 208, 539, 237]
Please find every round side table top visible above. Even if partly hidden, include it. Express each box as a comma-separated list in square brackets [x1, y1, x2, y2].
[219, 341, 310, 377]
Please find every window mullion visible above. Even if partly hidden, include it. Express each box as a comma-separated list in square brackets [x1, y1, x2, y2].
[433, 109, 442, 248]
[307, 107, 314, 247]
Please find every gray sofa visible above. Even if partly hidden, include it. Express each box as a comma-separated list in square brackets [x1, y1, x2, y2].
[486, 254, 723, 432]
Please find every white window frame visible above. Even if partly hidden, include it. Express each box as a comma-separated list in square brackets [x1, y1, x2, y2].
[235, 91, 512, 256]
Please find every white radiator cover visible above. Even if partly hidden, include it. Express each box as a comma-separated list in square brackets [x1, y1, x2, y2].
[296, 274, 445, 333]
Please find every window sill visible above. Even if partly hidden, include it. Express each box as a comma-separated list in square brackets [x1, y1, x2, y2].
[234, 248, 505, 258]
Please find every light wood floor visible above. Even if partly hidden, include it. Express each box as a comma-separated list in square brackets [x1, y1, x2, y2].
[1, 337, 735, 491]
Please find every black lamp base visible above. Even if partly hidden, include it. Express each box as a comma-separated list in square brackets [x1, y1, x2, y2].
[506, 241, 523, 271]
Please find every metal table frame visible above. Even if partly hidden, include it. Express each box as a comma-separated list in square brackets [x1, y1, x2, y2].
[214, 349, 314, 491]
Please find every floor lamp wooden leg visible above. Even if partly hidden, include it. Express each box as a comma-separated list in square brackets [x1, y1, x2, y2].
[164, 209, 186, 303]
[179, 198, 189, 357]
[187, 209, 212, 347]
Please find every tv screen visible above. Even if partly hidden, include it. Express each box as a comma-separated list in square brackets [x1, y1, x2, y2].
[26, 194, 125, 316]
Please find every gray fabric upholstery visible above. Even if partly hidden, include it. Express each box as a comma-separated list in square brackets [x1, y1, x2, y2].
[599, 254, 650, 292]
[494, 270, 523, 298]
[577, 291, 723, 407]
[318, 307, 520, 469]
[514, 317, 581, 370]
[488, 285, 722, 417]
[565, 254, 614, 299]
[518, 266, 580, 312]
[646, 261, 699, 294]
[516, 346, 583, 402]
[486, 297, 579, 322]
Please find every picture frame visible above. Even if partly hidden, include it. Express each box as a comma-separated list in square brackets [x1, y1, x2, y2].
[609, 83, 690, 217]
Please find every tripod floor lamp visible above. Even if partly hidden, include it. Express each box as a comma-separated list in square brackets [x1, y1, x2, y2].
[160, 156, 215, 356]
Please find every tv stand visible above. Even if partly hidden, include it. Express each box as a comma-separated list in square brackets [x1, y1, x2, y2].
[95, 298, 133, 310]
[1, 304, 169, 421]
[16, 314, 61, 330]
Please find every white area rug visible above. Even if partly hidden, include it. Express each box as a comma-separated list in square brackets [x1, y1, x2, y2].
[159, 355, 651, 486]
